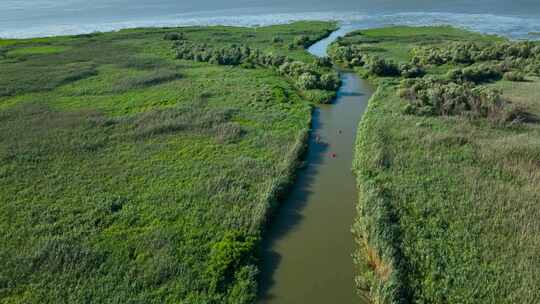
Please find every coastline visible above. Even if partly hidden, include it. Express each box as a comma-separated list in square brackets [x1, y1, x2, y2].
[2, 11, 540, 40]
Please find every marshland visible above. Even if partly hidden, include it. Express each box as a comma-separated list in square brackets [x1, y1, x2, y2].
[1, 1, 540, 304]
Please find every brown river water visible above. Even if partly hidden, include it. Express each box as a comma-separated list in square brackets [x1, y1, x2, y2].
[258, 30, 375, 304]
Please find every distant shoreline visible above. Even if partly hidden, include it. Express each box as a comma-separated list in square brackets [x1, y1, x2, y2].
[2, 11, 540, 40]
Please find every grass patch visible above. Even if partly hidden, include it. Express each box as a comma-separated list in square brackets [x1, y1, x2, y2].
[110, 69, 182, 93]
[339, 26, 540, 304]
[7, 45, 70, 56]
[0, 21, 336, 303]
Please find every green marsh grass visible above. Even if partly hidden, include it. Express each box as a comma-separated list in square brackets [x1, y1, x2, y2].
[336, 27, 540, 304]
[0, 22, 336, 303]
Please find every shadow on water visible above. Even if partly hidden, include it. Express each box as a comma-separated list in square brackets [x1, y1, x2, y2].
[258, 108, 329, 302]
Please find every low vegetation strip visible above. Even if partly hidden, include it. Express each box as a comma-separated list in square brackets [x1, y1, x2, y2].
[0, 22, 336, 303]
[352, 85, 413, 304]
[332, 26, 540, 303]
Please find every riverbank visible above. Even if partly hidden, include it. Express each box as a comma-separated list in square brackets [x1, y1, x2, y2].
[331, 26, 540, 303]
[258, 69, 374, 303]
[256, 27, 375, 303]
[0, 21, 338, 303]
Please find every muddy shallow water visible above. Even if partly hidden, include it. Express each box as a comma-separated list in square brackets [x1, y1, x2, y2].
[258, 31, 374, 304]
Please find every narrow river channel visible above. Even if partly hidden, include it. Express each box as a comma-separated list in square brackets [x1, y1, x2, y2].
[258, 28, 375, 304]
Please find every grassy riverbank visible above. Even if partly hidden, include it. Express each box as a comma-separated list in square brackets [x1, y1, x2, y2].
[330, 27, 540, 303]
[0, 21, 336, 303]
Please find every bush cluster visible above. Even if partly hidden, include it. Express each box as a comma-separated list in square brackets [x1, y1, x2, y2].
[286, 34, 329, 50]
[176, 41, 253, 66]
[293, 35, 311, 48]
[314, 56, 333, 68]
[446, 64, 503, 84]
[206, 232, 258, 293]
[272, 36, 283, 43]
[411, 41, 540, 74]
[503, 71, 526, 82]
[329, 45, 424, 78]
[175, 41, 340, 91]
[367, 56, 401, 77]
[400, 78, 506, 119]
[292, 30, 333, 49]
[278, 61, 339, 90]
[328, 44, 365, 66]
[399, 63, 426, 78]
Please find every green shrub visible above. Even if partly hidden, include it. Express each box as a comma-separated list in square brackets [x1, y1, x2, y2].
[226, 265, 258, 304]
[320, 73, 341, 90]
[367, 56, 400, 77]
[503, 71, 526, 82]
[530, 63, 540, 75]
[174, 41, 339, 94]
[447, 65, 502, 84]
[278, 61, 310, 77]
[296, 72, 319, 90]
[411, 41, 540, 68]
[399, 63, 425, 78]
[315, 56, 333, 68]
[293, 35, 311, 48]
[465, 65, 502, 83]
[206, 232, 258, 293]
[328, 45, 364, 66]
[270, 85, 289, 104]
[272, 36, 283, 43]
[400, 78, 506, 119]
[451, 44, 475, 64]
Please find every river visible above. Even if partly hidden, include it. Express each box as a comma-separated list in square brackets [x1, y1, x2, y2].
[258, 30, 374, 304]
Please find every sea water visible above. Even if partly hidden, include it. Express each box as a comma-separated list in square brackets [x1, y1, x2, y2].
[1, 0, 540, 39]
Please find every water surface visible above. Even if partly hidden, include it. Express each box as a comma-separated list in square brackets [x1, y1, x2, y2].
[2, 1, 540, 38]
[258, 32, 374, 304]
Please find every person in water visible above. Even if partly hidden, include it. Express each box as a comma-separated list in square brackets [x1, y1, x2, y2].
[329, 130, 342, 158]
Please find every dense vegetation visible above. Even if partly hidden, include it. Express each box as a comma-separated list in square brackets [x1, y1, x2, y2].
[398, 79, 508, 120]
[0, 21, 337, 303]
[174, 40, 339, 102]
[329, 26, 540, 304]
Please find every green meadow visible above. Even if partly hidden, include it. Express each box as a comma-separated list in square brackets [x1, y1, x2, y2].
[330, 27, 540, 303]
[0, 22, 337, 303]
